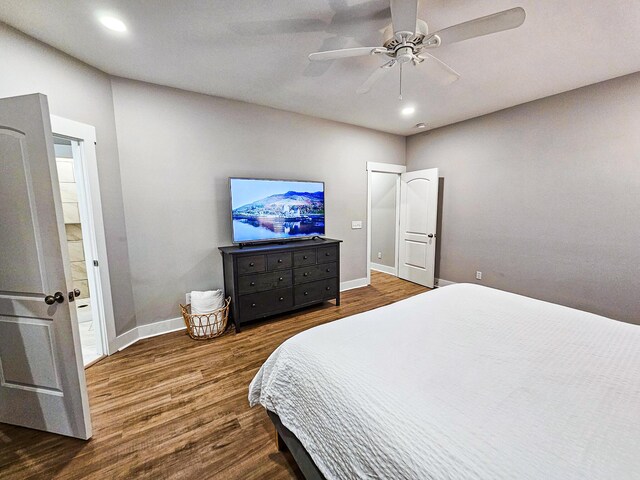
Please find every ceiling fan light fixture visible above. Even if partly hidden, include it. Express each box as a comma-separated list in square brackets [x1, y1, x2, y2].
[401, 106, 415, 116]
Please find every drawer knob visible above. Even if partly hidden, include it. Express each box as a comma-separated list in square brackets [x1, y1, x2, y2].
[250, 281, 255, 286]
[251, 303, 256, 308]
[303, 272, 309, 277]
[279, 297, 284, 301]
[326, 268, 330, 272]
[326, 286, 331, 291]
[249, 262, 255, 267]
[303, 255, 308, 259]
[278, 277, 283, 281]
[325, 252, 330, 256]
[277, 259, 283, 263]
[304, 292, 308, 296]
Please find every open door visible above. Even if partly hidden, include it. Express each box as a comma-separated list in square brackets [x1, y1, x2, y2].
[0, 94, 92, 439]
[398, 168, 438, 288]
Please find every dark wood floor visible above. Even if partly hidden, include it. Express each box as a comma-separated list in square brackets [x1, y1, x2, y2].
[0, 271, 428, 479]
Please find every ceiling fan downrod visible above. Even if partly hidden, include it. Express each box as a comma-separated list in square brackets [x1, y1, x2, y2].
[399, 62, 403, 100]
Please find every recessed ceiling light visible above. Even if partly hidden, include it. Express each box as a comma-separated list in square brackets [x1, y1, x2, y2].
[401, 106, 415, 116]
[99, 16, 127, 32]
[415, 123, 427, 129]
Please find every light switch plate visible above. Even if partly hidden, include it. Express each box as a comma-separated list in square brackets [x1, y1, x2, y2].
[351, 220, 363, 229]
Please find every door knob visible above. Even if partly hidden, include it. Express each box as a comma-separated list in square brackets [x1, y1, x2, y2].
[73, 288, 81, 297]
[428, 234, 435, 238]
[45, 292, 65, 305]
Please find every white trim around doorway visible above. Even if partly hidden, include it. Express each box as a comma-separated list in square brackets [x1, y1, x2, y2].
[51, 115, 116, 357]
[366, 162, 406, 286]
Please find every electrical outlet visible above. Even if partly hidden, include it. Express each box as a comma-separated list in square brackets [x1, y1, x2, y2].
[377, 252, 382, 259]
[476, 271, 482, 280]
[351, 220, 363, 229]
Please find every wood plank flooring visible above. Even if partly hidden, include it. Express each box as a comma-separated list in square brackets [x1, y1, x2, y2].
[0, 272, 428, 479]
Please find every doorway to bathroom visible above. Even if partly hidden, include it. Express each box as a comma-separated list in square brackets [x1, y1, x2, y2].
[51, 116, 116, 367]
[53, 136, 99, 364]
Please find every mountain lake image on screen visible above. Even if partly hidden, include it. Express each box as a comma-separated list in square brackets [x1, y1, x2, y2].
[230, 178, 325, 243]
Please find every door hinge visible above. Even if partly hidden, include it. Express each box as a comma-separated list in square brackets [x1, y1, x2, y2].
[93, 260, 99, 267]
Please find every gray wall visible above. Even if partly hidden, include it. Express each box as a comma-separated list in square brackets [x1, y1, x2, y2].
[110, 78, 405, 326]
[0, 23, 137, 335]
[407, 72, 640, 324]
[370, 172, 397, 268]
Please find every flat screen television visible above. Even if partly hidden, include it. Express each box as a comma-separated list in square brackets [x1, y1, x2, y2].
[230, 177, 325, 244]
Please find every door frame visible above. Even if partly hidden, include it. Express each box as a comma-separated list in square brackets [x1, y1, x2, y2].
[50, 115, 116, 357]
[366, 162, 406, 286]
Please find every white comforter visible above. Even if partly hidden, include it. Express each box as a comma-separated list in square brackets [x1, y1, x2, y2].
[248, 284, 640, 479]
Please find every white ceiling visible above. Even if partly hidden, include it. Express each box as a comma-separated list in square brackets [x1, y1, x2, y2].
[1, 0, 639, 135]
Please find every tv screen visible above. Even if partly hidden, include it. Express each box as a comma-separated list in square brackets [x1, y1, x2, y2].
[230, 178, 325, 244]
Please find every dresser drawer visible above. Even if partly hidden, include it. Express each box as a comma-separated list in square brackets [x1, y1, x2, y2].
[267, 252, 292, 271]
[321, 278, 339, 299]
[316, 262, 337, 280]
[294, 279, 338, 305]
[237, 255, 266, 275]
[317, 246, 338, 264]
[293, 249, 316, 266]
[238, 271, 292, 295]
[293, 262, 337, 284]
[239, 288, 293, 321]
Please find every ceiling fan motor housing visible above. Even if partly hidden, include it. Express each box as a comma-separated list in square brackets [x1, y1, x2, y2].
[383, 19, 429, 51]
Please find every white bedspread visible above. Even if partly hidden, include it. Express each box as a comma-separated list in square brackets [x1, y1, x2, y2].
[248, 284, 640, 479]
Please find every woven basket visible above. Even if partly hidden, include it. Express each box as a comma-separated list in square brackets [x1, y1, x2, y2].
[180, 297, 231, 340]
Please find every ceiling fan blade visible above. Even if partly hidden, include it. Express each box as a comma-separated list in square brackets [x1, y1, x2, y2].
[428, 7, 526, 45]
[418, 52, 460, 86]
[357, 60, 396, 94]
[390, 0, 419, 35]
[308, 47, 386, 62]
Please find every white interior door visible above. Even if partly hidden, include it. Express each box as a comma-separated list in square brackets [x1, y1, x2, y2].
[0, 94, 92, 439]
[398, 168, 439, 288]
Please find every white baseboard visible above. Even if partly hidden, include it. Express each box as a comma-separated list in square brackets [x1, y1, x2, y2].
[435, 278, 456, 287]
[138, 316, 186, 339]
[340, 277, 369, 292]
[113, 316, 186, 352]
[370, 263, 396, 276]
[112, 327, 138, 352]
[112, 280, 369, 352]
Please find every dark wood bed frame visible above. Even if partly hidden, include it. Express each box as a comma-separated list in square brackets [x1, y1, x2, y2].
[268, 410, 327, 480]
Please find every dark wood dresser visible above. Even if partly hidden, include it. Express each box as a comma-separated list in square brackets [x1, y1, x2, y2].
[219, 238, 342, 332]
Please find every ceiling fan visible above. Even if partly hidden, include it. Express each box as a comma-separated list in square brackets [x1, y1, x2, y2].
[307, 1, 526, 98]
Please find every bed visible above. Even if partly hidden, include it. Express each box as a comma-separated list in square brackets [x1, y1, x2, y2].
[249, 283, 640, 479]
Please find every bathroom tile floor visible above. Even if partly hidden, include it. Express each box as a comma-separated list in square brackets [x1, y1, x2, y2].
[76, 298, 101, 366]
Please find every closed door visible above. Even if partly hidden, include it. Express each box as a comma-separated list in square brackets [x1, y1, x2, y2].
[0, 94, 92, 439]
[398, 168, 439, 288]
